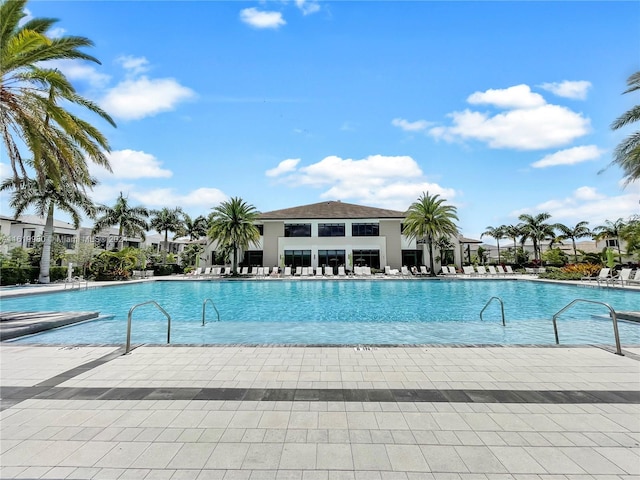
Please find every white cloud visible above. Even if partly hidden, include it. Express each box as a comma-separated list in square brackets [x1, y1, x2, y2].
[295, 0, 321, 15]
[267, 154, 457, 211]
[116, 55, 150, 76]
[0, 162, 10, 180]
[467, 84, 546, 109]
[48, 27, 66, 38]
[391, 118, 431, 132]
[531, 145, 605, 168]
[510, 183, 639, 227]
[90, 182, 137, 204]
[100, 76, 195, 120]
[266, 158, 300, 177]
[42, 60, 111, 89]
[240, 8, 286, 29]
[430, 104, 590, 150]
[91, 150, 173, 179]
[539, 80, 592, 100]
[132, 187, 227, 209]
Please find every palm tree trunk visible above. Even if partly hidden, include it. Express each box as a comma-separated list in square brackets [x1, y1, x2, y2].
[38, 203, 54, 284]
[233, 243, 238, 274]
[118, 225, 124, 251]
[163, 230, 168, 264]
[427, 236, 436, 277]
[572, 238, 578, 263]
[497, 240, 501, 264]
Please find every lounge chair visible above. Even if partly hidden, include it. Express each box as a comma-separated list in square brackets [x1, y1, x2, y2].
[487, 266, 498, 276]
[582, 267, 610, 282]
[384, 266, 400, 276]
[504, 266, 516, 275]
[270, 266, 279, 277]
[337, 266, 347, 277]
[283, 266, 292, 277]
[202, 267, 212, 277]
[325, 266, 334, 277]
[495, 265, 507, 276]
[476, 266, 487, 276]
[193, 267, 203, 277]
[462, 266, 475, 277]
[315, 266, 323, 277]
[401, 266, 411, 276]
[132, 270, 143, 279]
[239, 266, 248, 276]
[607, 268, 633, 287]
[419, 265, 430, 276]
[626, 270, 640, 286]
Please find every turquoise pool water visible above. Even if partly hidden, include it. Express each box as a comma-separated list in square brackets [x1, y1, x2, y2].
[2, 279, 639, 345]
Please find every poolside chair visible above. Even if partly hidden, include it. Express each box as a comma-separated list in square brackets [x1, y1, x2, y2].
[384, 266, 400, 276]
[495, 265, 507, 276]
[325, 266, 334, 277]
[419, 265, 430, 276]
[283, 266, 292, 277]
[582, 267, 610, 282]
[338, 266, 347, 277]
[193, 267, 203, 277]
[462, 266, 475, 277]
[487, 266, 498, 276]
[476, 266, 487, 276]
[401, 266, 411, 277]
[626, 270, 640, 286]
[315, 266, 324, 277]
[607, 268, 633, 287]
[202, 267, 212, 277]
[270, 266, 279, 277]
[132, 270, 143, 279]
[504, 266, 516, 275]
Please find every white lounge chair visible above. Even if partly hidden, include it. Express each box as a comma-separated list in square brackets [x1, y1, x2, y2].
[495, 265, 507, 275]
[337, 266, 346, 277]
[626, 270, 640, 286]
[582, 267, 610, 282]
[384, 266, 400, 276]
[487, 266, 498, 276]
[325, 266, 334, 277]
[270, 266, 279, 277]
[607, 268, 633, 286]
[419, 265, 430, 276]
[462, 266, 475, 277]
[283, 266, 292, 277]
[401, 266, 411, 277]
[504, 266, 516, 275]
[476, 266, 487, 276]
[240, 267, 248, 275]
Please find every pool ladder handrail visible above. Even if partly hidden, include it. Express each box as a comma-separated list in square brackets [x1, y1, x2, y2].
[479, 296, 506, 326]
[125, 300, 171, 354]
[64, 277, 88, 290]
[552, 298, 622, 356]
[202, 298, 220, 326]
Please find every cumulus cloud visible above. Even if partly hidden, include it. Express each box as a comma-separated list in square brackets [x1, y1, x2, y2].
[240, 8, 286, 29]
[132, 187, 227, 209]
[510, 183, 639, 226]
[539, 80, 592, 100]
[531, 145, 605, 168]
[266, 158, 301, 177]
[100, 77, 195, 120]
[429, 84, 591, 150]
[391, 118, 431, 132]
[116, 55, 150, 76]
[42, 60, 111, 89]
[0, 162, 10, 179]
[295, 0, 321, 15]
[91, 149, 173, 179]
[467, 84, 546, 109]
[266, 154, 457, 210]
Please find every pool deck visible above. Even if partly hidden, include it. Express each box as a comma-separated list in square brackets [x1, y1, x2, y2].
[1, 277, 639, 479]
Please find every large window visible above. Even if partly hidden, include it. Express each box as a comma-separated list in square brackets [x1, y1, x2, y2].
[242, 251, 263, 266]
[318, 223, 345, 237]
[352, 249, 380, 269]
[352, 223, 379, 237]
[318, 249, 346, 274]
[284, 250, 311, 267]
[402, 249, 423, 267]
[284, 224, 311, 237]
[606, 239, 619, 248]
[256, 225, 264, 236]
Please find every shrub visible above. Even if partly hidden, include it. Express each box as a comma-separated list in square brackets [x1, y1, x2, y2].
[0, 267, 38, 285]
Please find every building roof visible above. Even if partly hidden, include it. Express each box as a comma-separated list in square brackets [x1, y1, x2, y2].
[4, 214, 77, 230]
[259, 201, 407, 220]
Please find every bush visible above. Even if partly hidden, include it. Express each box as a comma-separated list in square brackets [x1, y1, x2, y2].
[0, 267, 38, 285]
[538, 263, 602, 281]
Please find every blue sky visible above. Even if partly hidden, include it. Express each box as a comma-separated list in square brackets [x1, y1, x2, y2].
[1, 1, 639, 242]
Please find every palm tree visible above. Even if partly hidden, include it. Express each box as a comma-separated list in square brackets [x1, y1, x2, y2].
[1, 0, 115, 186]
[0, 176, 95, 284]
[518, 213, 555, 263]
[182, 214, 208, 241]
[207, 197, 261, 275]
[609, 71, 640, 184]
[554, 221, 591, 263]
[620, 216, 640, 258]
[150, 207, 184, 262]
[403, 192, 459, 276]
[593, 218, 627, 262]
[92, 193, 149, 251]
[480, 225, 506, 264]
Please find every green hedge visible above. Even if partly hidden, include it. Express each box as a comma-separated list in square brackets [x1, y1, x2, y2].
[0, 267, 38, 285]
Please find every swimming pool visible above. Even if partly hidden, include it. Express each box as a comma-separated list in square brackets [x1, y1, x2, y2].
[2, 279, 639, 346]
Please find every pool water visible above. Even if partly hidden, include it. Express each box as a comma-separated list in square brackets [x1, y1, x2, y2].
[2, 279, 639, 345]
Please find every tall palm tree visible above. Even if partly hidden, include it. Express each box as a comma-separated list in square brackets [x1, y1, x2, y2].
[207, 197, 261, 275]
[503, 224, 521, 260]
[609, 71, 640, 184]
[181, 214, 208, 241]
[0, 0, 115, 186]
[403, 192, 459, 276]
[480, 225, 506, 264]
[150, 207, 184, 261]
[518, 213, 555, 262]
[593, 218, 627, 262]
[554, 221, 591, 263]
[0, 175, 95, 283]
[92, 193, 149, 251]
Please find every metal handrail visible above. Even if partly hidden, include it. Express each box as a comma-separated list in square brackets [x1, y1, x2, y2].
[480, 296, 506, 326]
[125, 300, 171, 354]
[552, 299, 622, 356]
[64, 277, 88, 290]
[202, 298, 220, 326]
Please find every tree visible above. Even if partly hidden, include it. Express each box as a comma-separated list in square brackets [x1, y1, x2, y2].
[150, 207, 184, 262]
[207, 197, 261, 275]
[0, 176, 95, 283]
[517, 213, 555, 263]
[435, 236, 454, 265]
[620, 216, 640, 259]
[554, 221, 591, 263]
[181, 213, 208, 241]
[480, 225, 506, 264]
[403, 192, 459, 276]
[609, 71, 640, 184]
[504, 224, 521, 253]
[593, 218, 627, 262]
[0, 0, 115, 186]
[92, 193, 150, 251]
